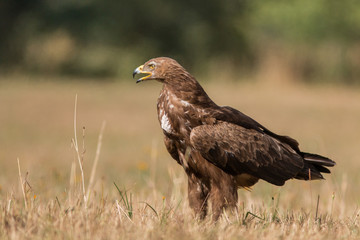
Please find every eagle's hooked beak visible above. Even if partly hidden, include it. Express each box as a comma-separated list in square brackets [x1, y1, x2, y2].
[133, 65, 152, 83]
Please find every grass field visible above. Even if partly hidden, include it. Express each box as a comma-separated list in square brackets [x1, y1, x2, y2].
[0, 76, 359, 239]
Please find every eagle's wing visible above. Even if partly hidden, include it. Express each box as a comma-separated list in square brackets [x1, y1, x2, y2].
[190, 122, 305, 186]
[163, 135, 181, 165]
[211, 106, 301, 152]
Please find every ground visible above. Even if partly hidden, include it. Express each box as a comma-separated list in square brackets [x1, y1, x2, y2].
[0, 76, 359, 239]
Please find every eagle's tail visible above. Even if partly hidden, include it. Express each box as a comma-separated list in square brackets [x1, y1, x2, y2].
[295, 153, 336, 180]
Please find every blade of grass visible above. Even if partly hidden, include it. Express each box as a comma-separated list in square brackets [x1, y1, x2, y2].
[72, 94, 87, 207]
[116, 200, 134, 223]
[244, 211, 265, 222]
[56, 196, 62, 209]
[315, 194, 320, 221]
[114, 182, 133, 219]
[140, 202, 158, 217]
[17, 158, 27, 210]
[87, 120, 106, 200]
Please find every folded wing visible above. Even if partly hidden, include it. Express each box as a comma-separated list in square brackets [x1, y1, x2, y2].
[190, 122, 305, 186]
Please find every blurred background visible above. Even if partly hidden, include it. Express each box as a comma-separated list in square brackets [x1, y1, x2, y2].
[0, 0, 359, 219]
[1, 0, 360, 83]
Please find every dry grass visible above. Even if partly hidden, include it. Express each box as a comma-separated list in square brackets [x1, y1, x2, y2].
[0, 76, 359, 239]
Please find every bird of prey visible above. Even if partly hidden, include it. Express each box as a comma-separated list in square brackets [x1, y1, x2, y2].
[133, 57, 335, 219]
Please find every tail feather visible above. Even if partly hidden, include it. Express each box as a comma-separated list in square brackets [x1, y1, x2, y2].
[302, 153, 336, 167]
[295, 152, 335, 180]
[313, 164, 331, 174]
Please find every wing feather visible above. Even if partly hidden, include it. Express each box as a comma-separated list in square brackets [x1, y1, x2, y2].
[190, 122, 304, 186]
[210, 106, 301, 152]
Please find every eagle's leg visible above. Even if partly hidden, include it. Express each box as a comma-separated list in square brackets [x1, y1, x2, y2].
[209, 176, 238, 220]
[187, 173, 209, 219]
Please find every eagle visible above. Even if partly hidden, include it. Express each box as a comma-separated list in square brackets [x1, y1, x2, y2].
[133, 57, 335, 219]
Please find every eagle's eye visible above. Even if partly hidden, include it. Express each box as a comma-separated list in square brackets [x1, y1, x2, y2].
[148, 64, 155, 70]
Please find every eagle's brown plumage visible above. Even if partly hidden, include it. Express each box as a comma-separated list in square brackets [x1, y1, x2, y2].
[133, 57, 336, 219]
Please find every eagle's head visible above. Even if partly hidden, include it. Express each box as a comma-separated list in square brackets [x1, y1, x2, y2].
[133, 57, 187, 84]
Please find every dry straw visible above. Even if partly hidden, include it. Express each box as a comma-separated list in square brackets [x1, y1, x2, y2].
[71, 94, 106, 208]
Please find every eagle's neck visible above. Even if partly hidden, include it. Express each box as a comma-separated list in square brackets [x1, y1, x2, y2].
[162, 75, 216, 107]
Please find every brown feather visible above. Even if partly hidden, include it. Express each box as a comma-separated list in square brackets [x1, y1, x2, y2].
[134, 57, 336, 220]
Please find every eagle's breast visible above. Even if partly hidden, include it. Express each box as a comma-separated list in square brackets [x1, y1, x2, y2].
[157, 91, 174, 134]
[160, 112, 172, 133]
[157, 88, 201, 140]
